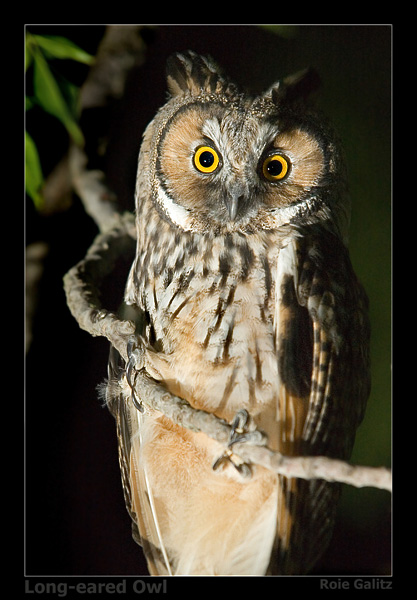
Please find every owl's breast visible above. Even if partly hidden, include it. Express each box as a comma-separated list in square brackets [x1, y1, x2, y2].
[132, 232, 283, 422]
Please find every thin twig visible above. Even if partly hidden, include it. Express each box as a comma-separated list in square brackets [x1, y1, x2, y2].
[132, 370, 392, 491]
[63, 212, 137, 359]
[79, 25, 147, 109]
[231, 444, 392, 491]
[69, 25, 148, 232]
[69, 144, 120, 232]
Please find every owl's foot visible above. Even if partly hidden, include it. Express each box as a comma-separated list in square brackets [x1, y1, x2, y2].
[212, 409, 265, 478]
[212, 448, 252, 478]
[228, 409, 267, 448]
[126, 336, 145, 412]
[228, 409, 251, 445]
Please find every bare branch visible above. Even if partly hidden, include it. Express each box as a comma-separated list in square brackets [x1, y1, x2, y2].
[69, 25, 148, 232]
[38, 26, 147, 221]
[26, 241, 49, 352]
[129, 370, 392, 491]
[79, 25, 147, 109]
[231, 444, 392, 491]
[69, 143, 120, 232]
[63, 212, 137, 360]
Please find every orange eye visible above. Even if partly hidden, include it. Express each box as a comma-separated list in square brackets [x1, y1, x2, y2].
[262, 153, 290, 182]
[193, 146, 220, 173]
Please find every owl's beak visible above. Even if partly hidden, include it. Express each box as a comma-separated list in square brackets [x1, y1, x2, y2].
[225, 183, 247, 220]
[225, 196, 239, 220]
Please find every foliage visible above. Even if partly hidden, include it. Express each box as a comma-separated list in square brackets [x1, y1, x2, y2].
[25, 33, 94, 209]
[258, 25, 299, 38]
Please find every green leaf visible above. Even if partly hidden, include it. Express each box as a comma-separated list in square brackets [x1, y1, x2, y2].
[32, 47, 84, 145]
[25, 40, 33, 71]
[25, 96, 35, 111]
[25, 131, 44, 209]
[259, 25, 299, 39]
[32, 34, 94, 65]
[56, 77, 82, 119]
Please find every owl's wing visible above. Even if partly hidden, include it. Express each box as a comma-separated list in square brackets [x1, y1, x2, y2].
[271, 226, 370, 573]
[106, 347, 139, 543]
[106, 346, 173, 575]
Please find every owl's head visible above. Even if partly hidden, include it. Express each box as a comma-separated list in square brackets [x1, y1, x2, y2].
[138, 51, 349, 240]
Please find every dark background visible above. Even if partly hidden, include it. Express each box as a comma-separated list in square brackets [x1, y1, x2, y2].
[25, 25, 391, 577]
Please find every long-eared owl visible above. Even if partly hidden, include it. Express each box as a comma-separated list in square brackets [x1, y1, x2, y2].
[107, 51, 370, 575]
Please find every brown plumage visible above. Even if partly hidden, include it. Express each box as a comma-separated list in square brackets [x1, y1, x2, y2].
[106, 51, 370, 575]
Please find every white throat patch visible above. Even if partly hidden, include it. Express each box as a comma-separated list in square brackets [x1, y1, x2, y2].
[157, 185, 193, 230]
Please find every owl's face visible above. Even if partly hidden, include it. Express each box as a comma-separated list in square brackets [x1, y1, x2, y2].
[141, 52, 348, 238]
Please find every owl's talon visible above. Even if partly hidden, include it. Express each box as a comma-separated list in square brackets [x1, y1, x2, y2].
[212, 409, 257, 478]
[230, 409, 250, 440]
[212, 449, 233, 472]
[234, 462, 252, 479]
[212, 449, 252, 479]
[229, 430, 267, 448]
[228, 409, 267, 448]
[126, 337, 144, 413]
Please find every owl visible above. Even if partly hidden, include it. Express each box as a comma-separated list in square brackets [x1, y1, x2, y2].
[106, 51, 370, 576]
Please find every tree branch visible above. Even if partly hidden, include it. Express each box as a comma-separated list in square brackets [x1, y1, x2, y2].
[69, 25, 148, 232]
[63, 212, 137, 359]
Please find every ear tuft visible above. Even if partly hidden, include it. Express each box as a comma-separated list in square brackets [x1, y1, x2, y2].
[166, 51, 232, 97]
[268, 67, 321, 105]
